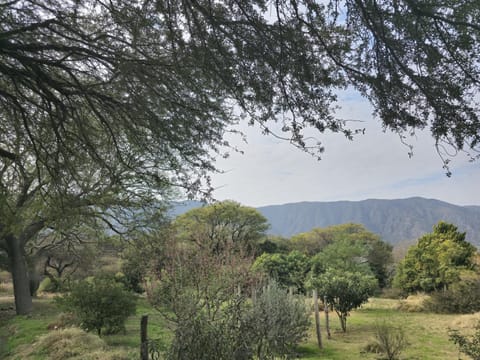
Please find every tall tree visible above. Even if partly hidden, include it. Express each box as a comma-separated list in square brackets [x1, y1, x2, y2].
[1, 0, 480, 314]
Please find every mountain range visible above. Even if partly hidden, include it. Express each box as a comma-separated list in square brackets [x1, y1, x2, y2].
[171, 197, 480, 247]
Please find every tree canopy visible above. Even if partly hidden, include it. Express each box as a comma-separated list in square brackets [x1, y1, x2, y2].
[174, 200, 269, 254]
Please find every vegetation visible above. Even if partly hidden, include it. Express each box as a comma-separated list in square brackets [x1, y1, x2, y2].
[424, 274, 480, 314]
[449, 324, 480, 360]
[174, 201, 269, 254]
[310, 269, 378, 332]
[247, 282, 311, 359]
[253, 251, 311, 293]
[56, 277, 137, 336]
[394, 222, 476, 293]
[372, 321, 409, 360]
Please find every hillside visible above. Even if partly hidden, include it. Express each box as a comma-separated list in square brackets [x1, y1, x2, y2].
[171, 197, 480, 246]
[257, 197, 480, 246]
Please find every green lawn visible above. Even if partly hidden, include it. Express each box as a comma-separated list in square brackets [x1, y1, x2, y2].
[0, 295, 476, 359]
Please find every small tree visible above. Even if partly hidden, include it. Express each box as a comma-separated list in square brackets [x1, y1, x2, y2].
[310, 269, 377, 332]
[56, 277, 136, 336]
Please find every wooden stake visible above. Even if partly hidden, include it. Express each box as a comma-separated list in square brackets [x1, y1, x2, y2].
[313, 289, 322, 349]
[140, 315, 148, 360]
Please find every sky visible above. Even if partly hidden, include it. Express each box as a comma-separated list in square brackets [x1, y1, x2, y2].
[209, 91, 480, 208]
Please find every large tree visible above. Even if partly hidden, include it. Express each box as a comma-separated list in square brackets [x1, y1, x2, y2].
[1, 1, 480, 314]
[394, 221, 477, 293]
[174, 200, 269, 254]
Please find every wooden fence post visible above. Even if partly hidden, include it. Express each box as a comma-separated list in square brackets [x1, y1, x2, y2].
[313, 289, 322, 349]
[140, 314, 148, 360]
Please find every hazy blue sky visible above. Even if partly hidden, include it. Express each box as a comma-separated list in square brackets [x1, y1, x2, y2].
[210, 91, 480, 207]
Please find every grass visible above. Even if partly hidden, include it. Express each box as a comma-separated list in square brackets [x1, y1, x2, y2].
[299, 298, 468, 360]
[0, 291, 171, 359]
[0, 290, 477, 359]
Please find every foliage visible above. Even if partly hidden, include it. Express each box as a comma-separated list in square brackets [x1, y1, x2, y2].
[293, 224, 393, 287]
[256, 236, 291, 255]
[174, 201, 269, 254]
[310, 269, 378, 332]
[152, 240, 251, 359]
[246, 282, 311, 359]
[149, 230, 309, 359]
[252, 251, 310, 293]
[56, 277, 136, 336]
[424, 273, 480, 314]
[120, 226, 173, 294]
[394, 222, 476, 293]
[449, 324, 480, 360]
[372, 321, 409, 360]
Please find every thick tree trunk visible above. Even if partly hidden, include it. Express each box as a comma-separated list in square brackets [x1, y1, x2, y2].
[6, 236, 33, 315]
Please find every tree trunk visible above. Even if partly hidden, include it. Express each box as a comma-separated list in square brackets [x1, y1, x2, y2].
[324, 296, 331, 339]
[6, 236, 33, 315]
[340, 314, 347, 333]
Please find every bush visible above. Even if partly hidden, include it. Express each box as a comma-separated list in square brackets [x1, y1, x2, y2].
[372, 321, 409, 360]
[247, 282, 311, 359]
[56, 276, 136, 336]
[424, 279, 480, 314]
[449, 324, 480, 360]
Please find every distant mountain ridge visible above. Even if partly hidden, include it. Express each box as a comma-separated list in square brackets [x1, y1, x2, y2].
[171, 197, 480, 246]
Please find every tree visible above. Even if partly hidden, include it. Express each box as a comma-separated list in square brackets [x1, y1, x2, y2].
[297, 224, 393, 287]
[174, 201, 269, 254]
[2, 0, 480, 314]
[309, 269, 377, 332]
[253, 251, 310, 293]
[394, 221, 476, 293]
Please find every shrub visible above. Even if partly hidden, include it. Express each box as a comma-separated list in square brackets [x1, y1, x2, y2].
[449, 324, 480, 360]
[247, 282, 311, 359]
[372, 320, 409, 360]
[424, 278, 480, 314]
[56, 276, 136, 335]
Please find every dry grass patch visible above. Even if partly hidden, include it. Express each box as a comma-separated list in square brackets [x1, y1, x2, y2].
[15, 327, 133, 360]
[450, 312, 480, 333]
[396, 293, 430, 312]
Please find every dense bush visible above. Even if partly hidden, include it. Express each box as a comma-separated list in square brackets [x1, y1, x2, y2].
[424, 278, 480, 314]
[166, 282, 310, 360]
[56, 277, 136, 335]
